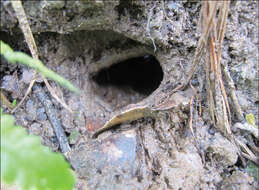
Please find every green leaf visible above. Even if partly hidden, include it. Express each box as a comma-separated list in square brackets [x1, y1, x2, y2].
[12, 100, 17, 107]
[1, 114, 75, 190]
[0, 41, 13, 54]
[246, 113, 255, 126]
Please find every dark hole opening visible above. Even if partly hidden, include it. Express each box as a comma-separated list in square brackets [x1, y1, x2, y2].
[92, 55, 163, 95]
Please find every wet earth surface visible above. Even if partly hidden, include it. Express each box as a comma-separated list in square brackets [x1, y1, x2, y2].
[1, 1, 258, 190]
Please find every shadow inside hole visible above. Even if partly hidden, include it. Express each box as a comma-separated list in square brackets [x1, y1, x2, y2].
[92, 55, 163, 95]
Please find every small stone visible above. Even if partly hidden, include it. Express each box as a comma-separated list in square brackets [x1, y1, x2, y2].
[25, 115, 34, 122]
[42, 121, 55, 137]
[41, 136, 59, 152]
[15, 117, 28, 127]
[191, 79, 199, 86]
[21, 69, 34, 84]
[61, 110, 73, 129]
[1, 75, 20, 98]
[1, 75, 16, 92]
[208, 127, 215, 135]
[207, 133, 238, 166]
[165, 150, 204, 190]
[29, 123, 42, 136]
[26, 100, 37, 121]
[220, 171, 254, 190]
[36, 107, 47, 121]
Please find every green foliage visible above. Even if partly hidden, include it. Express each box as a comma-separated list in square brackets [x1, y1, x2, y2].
[246, 113, 256, 126]
[0, 41, 79, 94]
[12, 99, 17, 107]
[1, 114, 75, 190]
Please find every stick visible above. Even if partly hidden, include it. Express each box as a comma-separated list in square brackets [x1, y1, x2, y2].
[33, 84, 70, 153]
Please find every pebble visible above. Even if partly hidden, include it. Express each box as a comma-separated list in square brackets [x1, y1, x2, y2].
[36, 107, 47, 121]
[43, 121, 55, 137]
[42, 137, 59, 152]
[208, 127, 215, 135]
[191, 79, 199, 86]
[220, 171, 254, 190]
[26, 99, 37, 121]
[1, 75, 20, 98]
[168, 1, 178, 11]
[29, 123, 42, 136]
[1, 75, 16, 92]
[207, 133, 238, 166]
[21, 69, 34, 84]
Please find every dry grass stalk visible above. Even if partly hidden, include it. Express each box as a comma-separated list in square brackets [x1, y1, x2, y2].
[236, 139, 258, 164]
[189, 96, 195, 137]
[10, 72, 37, 113]
[200, 1, 232, 135]
[10, 1, 38, 113]
[189, 94, 205, 163]
[222, 63, 244, 121]
[0, 92, 14, 110]
[172, 0, 218, 93]
[10, 0, 73, 113]
[200, 1, 255, 163]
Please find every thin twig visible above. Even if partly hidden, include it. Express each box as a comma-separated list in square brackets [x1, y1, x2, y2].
[189, 96, 195, 136]
[209, 35, 231, 134]
[10, 1, 38, 112]
[10, 0, 72, 154]
[235, 138, 257, 163]
[215, 1, 232, 127]
[44, 79, 73, 113]
[0, 91, 14, 110]
[189, 95, 205, 164]
[171, 1, 219, 93]
[198, 1, 232, 135]
[33, 84, 71, 153]
[10, 0, 73, 113]
[241, 152, 259, 165]
[11, 71, 37, 113]
[11, 1, 39, 59]
[222, 63, 244, 121]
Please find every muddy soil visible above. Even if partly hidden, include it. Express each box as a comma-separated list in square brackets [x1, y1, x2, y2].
[1, 1, 258, 190]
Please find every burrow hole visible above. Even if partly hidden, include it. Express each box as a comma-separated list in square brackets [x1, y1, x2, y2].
[91, 55, 164, 108]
